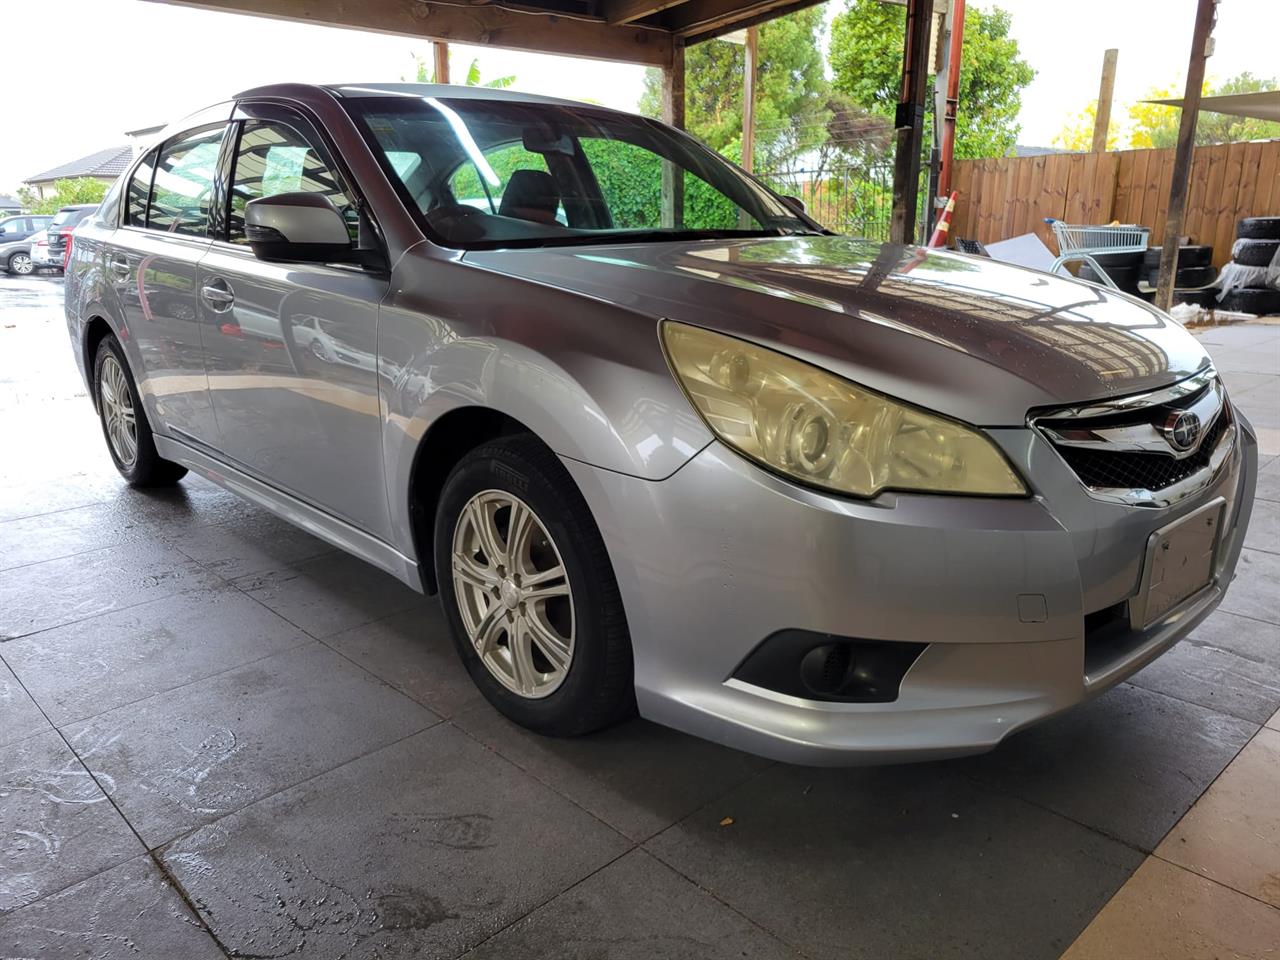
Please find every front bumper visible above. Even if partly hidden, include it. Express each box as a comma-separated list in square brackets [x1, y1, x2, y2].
[562, 413, 1257, 766]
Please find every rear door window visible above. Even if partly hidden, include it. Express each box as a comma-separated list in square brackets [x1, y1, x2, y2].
[147, 126, 226, 236]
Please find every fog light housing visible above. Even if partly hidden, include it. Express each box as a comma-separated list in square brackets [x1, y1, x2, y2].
[733, 630, 927, 703]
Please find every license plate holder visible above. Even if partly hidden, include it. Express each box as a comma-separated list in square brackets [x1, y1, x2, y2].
[1129, 497, 1225, 630]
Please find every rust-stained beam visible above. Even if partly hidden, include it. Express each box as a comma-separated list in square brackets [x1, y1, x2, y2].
[603, 0, 690, 25]
[142, 0, 673, 65]
[890, 0, 934, 244]
[432, 40, 450, 83]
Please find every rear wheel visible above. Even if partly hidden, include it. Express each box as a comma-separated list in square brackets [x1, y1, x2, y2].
[94, 334, 188, 487]
[435, 435, 634, 736]
[7, 252, 33, 275]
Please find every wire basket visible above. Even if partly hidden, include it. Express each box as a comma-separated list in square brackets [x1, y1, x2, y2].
[1047, 220, 1150, 256]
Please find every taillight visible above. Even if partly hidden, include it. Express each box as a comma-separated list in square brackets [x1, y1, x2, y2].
[63, 232, 74, 269]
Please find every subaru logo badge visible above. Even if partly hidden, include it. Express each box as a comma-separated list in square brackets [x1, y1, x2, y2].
[1162, 411, 1201, 452]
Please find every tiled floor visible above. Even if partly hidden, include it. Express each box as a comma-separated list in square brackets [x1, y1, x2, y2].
[0, 273, 1277, 959]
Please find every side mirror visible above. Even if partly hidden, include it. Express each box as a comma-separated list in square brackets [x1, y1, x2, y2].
[780, 195, 807, 216]
[245, 192, 355, 264]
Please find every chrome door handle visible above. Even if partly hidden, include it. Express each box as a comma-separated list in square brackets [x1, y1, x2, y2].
[200, 281, 235, 310]
[108, 255, 130, 277]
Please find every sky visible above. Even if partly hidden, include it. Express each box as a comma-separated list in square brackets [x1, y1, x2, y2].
[3, 0, 1277, 196]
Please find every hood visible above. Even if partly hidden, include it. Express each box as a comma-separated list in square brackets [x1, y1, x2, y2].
[463, 235, 1210, 426]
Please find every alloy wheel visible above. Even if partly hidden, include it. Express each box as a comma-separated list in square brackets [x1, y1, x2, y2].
[10, 254, 32, 275]
[99, 355, 138, 468]
[451, 490, 575, 698]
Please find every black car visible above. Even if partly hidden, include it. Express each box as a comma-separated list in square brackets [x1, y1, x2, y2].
[45, 204, 99, 267]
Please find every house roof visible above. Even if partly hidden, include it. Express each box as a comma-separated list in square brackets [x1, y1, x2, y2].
[25, 146, 133, 185]
[0, 194, 21, 210]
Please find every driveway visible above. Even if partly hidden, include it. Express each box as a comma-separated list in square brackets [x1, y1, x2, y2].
[1, 270, 1278, 959]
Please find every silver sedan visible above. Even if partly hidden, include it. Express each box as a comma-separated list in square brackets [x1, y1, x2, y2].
[64, 83, 1257, 765]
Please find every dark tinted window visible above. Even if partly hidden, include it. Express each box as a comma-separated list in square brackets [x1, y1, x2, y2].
[228, 120, 355, 244]
[0, 218, 25, 237]
[148, 126, 225, 236]
[127, 150, 157, 227]
[50, 208, 84, 227]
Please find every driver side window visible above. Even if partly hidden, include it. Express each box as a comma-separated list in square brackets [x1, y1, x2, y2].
[147, 127, 225, 237]
[228, 120, 356, 244]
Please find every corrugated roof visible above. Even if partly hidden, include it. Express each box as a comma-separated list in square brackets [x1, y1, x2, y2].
[25, 146, 133, 185]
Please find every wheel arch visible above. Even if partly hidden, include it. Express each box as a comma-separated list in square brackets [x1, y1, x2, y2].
[82, 315, 116, 410]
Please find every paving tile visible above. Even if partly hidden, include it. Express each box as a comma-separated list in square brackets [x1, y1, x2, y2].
[322, 606, 482, 719]
[0, 470, 123, 523]
[230, 551, 429, 638]
[1129, 611, 1280, 723]
[2, 587, 311, 726]
[958, 683, 1258, 851]
[465, 848, 798, 960]
[645, 761, 1142, 960]
[1257, 456, 1280, 504]
[1061, 856, 1280, 960]
[455, 702, 770, 842]
[1155, 726, 1280, 908]
[173, 510, 337, 580]
[160, 724, 631, 960]
[0, 540, 222, 641]
[0, 730, 142, 914]
[0, 660, 48, 749]
[1246, 497, 1279, 554]
[1220, 548, 1280, 625]
[66, 642, 439, 847]
[0, 854, 225, 959]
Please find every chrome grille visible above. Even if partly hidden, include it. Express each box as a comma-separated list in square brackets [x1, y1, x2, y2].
[1053, 408, 1230, 491]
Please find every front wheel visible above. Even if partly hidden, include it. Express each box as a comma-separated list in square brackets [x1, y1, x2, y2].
[435, 435, 634, 737]
[94, 334, 188, 487]
[7, 252, 33, 275]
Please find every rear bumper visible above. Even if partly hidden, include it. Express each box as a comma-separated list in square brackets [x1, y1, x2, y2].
[562, 414, 1257, 766]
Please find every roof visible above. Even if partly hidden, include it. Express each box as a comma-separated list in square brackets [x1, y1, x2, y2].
[1146, 89, 1280, 123]
[25, 146, 133, 185]
[0, 194, 21, 209]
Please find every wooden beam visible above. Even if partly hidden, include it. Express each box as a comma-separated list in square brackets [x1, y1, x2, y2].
[603, 0, 690, 25]
[1090, 48, 1118, 153]
[890, 0, 934, 244]
[741, 25, 757, 173]
[142, 0, 672, 66]
[666, 0, 816, 38]
[661, 42, 686, 227]
[1156, 0, 1216, 311]
[432, 40, 450, 84]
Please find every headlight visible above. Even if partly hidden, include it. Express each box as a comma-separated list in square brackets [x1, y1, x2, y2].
[662, 321, 1027, 498]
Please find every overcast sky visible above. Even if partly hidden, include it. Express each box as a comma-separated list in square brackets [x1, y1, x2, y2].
[3, 0, 1276, 196]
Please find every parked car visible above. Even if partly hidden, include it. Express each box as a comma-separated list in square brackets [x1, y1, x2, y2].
[26, 229, 58, 271]
[64, 84, 1257, 765]
[45, 204, 98, 269]
[0, 214, 52, 274]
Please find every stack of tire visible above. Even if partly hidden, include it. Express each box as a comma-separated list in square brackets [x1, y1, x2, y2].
[1219, 216, 1280, 316]
[1077, 243, 1214, 301]
[1078, 251, 1147, 295]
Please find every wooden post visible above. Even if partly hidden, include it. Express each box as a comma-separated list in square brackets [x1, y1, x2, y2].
[741, 25, 758, 174]
[661, 41, 686, 228]
[890, 0, 935, 245]
[1156, 0, 1216, 311]
[1091, 48, 1118, 153]
[432, 41, 450, 84]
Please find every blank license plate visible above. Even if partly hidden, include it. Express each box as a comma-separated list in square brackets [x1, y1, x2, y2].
[1134, 499, 1224, 628]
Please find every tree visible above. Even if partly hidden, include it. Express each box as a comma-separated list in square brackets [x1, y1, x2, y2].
[1128, 72, 1280, 148]
[1052, 101, 1120, 152]
[17, 178, 108, 216]
[828, 0, 1035, 159]
[638, 7, 831, 171]
[406, 52, 515, 88]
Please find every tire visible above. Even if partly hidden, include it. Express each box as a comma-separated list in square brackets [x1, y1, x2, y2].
[7, 252, 33, 275]
[1143, 244, 1211, 269]
[1233, 239, 1280, 267]
[1087, 250, 1144, 269]
[1079, 263, 1138, 290]
[1172, 288, 1219, 308]
[1237, 216, 1280, 240]
[435, 435, 634, 737]
[93, 334, 188, 487]
[1146, 265, 1218, 288]
[1219, 287, 1280, 315]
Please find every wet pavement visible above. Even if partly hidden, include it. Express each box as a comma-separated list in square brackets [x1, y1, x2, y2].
[0, 269, 1277, 959]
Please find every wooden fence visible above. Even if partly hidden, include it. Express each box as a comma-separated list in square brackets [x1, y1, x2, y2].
[951, 141, 1280, 266]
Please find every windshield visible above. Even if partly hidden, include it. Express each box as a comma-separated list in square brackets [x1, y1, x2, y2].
[344, 96, 818, 249]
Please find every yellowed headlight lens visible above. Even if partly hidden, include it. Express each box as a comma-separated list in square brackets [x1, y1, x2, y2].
[663, 322, 1026, 498]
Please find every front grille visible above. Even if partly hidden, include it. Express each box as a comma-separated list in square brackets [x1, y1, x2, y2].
[1055, 407, 1230, 491]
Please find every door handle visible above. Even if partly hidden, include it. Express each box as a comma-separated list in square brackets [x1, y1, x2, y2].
[108, 255, 130, 277]
[201, 279, 235, 310]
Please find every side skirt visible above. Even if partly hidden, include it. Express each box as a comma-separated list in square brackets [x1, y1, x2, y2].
[154, 434, 423, 592]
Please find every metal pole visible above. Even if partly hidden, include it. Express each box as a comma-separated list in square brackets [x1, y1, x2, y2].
[937, 0, 965, 198]
[1090, 49, 1118, 153]
[433, 41, 450, 84]
[890, 0, 935, 245]
[1156, 0, 1216, 312]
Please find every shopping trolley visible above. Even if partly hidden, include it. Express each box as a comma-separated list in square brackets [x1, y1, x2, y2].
[1045, 219, 1150, 289]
